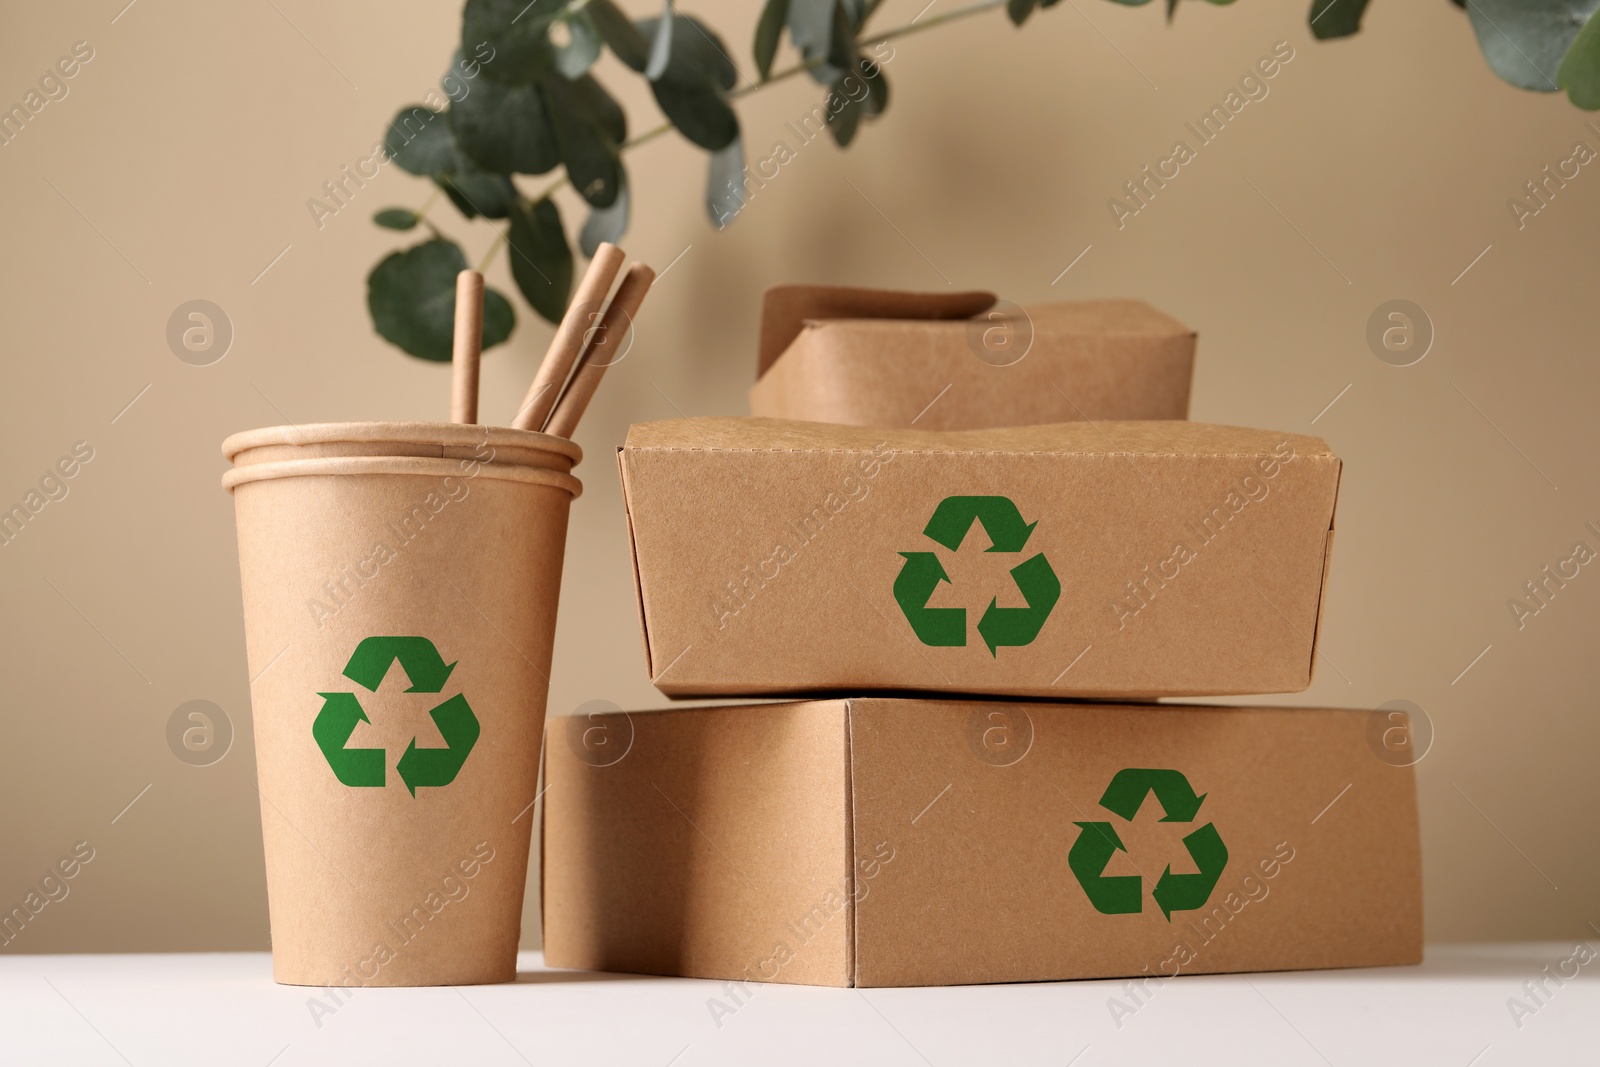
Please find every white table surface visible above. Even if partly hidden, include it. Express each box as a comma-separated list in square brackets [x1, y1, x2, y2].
[1, 943, 1593, 1065]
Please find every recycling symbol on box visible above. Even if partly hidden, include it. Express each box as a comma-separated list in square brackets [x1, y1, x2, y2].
[313, 636, 480, 798]
[893, 495, 1060, 655]
[1069, 768, 1229, 921]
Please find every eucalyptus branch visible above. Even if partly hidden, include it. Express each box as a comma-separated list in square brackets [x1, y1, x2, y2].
[500, 0, 1010, 247]
[368, 0, 1600, 361]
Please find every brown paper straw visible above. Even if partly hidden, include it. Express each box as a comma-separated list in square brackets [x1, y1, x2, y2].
[450, 270, 484, 424]
[543, 262, 655, 440]
[511, 243, 627, 432]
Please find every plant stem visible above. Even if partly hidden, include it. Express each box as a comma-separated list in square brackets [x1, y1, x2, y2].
[476, 228, 508, 273]
[862, 0, 1007, 48]
[415, 187, 445, 238]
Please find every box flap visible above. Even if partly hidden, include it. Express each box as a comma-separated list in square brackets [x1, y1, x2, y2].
[1306, 458, 1344, 685]
[758, 285, 996, 377]
[616, 445, 654, 680]
[625, 415, 1333, 461]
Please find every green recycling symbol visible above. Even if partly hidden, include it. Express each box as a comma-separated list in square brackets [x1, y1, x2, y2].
[313, 636, 480, 798]
[893, 495, 1060, 655]
[1068, 769, 1229, 921]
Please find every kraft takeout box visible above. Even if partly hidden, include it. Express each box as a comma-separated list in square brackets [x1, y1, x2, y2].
[748, 286, 1195, 430]
[619, 417, 1340, 700]
[542, 698, 1423, 987]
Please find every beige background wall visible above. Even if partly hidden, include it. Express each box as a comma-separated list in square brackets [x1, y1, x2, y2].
[1, 0, 1595, 953]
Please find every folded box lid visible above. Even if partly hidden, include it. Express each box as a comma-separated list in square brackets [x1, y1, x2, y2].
[751, 287, 1197, 429]
[757, 284, 998, 377]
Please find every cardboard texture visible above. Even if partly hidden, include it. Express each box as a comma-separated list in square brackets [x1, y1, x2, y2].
[749, 288, 1195, 430]
[542, 699, 1424, 988]
[619, 417, 1341, 700]
[222, 424, 581, 986]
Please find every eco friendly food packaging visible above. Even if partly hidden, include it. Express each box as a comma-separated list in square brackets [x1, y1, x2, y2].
[619, 417, 1340, 700]
[222, 423, 581, 986]
[748, 285, 1195, 430]
[542, 698, 1423, 987]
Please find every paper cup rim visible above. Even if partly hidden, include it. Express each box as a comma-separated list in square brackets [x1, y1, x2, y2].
[221, 455, 583, 498]
[220, 422, 583, 466]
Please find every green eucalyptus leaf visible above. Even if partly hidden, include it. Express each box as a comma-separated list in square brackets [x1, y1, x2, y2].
[1008, 0, 1039, 24]
[463, 0, 562, 84]
[368, 239, 515, 361]
[640, 15, 739, 90]
[481, 288, 516, 350]
[1309, 0, 1369, 38]
[1466, 0, 1600, 92]
[508, 197, 574, 324]
[789, 0, 846, 83]
[443, 46, 495, 102]
[826, 0, 858, 71]
[707, 137, 746, 228]
[384, 105, 457, 176]
[570, 73, 627, 143]
[373, 208, 420, 230]
[639, 15, 740, 150]
[646, 0, 676, 80]
[588, 0, 651, 71]
[860, 54, 889, 115]
[546, 75, 623, 208]
[555, 10, 603, 78]
[381, 100, 521, 219]
[1559, 5, 1600, 105]
[435, 171, 517, 218]
[651, 74, 740, 149]
[580, 172, 630, 256]
[819, 52, 886, 143]
[825, 74, 864, 146]
[755, 0, 789, 79]
[450, 76, 561, 174]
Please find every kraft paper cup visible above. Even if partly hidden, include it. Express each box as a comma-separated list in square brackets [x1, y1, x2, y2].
[222, 423, 581, 986]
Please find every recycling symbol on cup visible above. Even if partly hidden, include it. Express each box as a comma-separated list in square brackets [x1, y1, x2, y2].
[314, 636, 480, 798]
[893, 495, 1060, 655]
[1069, 768, 1229, 921]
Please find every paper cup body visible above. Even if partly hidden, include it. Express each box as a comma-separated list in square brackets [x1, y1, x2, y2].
[223, 426, 579, 986]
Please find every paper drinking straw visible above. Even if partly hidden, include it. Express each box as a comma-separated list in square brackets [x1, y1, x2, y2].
[511, 243, 627, 432]
[544, 262, 655, 439]
[450, 269, 485, 424]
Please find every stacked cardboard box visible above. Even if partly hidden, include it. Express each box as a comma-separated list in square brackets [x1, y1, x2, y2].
[543, 289, 1423, 987]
